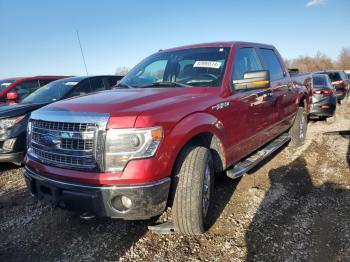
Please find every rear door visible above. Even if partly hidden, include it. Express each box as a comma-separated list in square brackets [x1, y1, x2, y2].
[257, 48, 294, 135]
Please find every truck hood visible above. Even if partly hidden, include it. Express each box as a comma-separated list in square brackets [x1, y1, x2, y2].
[0, 103, 46, 119]
[38, 88, 219, 128]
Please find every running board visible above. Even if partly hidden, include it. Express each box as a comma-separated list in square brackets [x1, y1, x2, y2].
[226, 133, 291, 179]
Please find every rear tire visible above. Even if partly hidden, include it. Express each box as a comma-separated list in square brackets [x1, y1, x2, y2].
[290, 107, 308, 147]
[172, 146, 214, 235]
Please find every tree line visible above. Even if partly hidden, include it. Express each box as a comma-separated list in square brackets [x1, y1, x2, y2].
[285, 47, 350, 72]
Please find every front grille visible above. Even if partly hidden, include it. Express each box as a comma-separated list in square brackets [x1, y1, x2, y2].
[61, 138, 94, 150]
[29, 119, 98, 170]
[31, 119, 97, 132]
[31, 147, 95, 167]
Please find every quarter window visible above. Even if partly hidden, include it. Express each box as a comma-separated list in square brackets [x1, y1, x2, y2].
[232, 48, 263, 80]
[258, 49, 284, 81]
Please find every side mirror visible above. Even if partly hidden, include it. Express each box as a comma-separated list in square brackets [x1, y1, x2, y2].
[6, 91, 19, 101]
[233, 70, 270, 90]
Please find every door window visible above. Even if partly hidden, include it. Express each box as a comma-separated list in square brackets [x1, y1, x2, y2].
[107, 76, 119, 88]
[90, 78, 105, 92]
[39, 79, 56, 87]
[258, 49, 284, 81]
[69, 81, 92, 97]
[232, 48, 263, 80]
[11, 80, 40, 100]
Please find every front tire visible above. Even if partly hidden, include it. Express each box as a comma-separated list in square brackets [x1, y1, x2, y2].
[172, 146, 214, 235]
[290, 107, 308, 147]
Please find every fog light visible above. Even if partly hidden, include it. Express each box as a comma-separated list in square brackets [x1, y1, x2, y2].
[3, 138, 16, 151]
[121, 196, 132, 209]
[111, 195, 133, 212]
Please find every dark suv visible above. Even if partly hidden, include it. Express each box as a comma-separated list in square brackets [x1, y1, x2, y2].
[0, 75, 122, 164]
[310, 74, 337, 118]
[316, 70, 349, 103]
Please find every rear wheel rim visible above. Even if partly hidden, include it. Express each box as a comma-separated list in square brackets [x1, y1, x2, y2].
[202, 164, 211, 218]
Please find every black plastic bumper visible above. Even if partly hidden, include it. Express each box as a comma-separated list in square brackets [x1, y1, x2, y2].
[310, 104, 336, 117]
[336, 91, 347, 100]
[24, 167, 171, 220]
[0, 151, 24, 163]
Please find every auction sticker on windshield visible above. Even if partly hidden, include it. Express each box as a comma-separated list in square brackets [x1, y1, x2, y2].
[193, 61, 222, 69]
[65, 82, 79, 86]
[1, 83, 13, 87]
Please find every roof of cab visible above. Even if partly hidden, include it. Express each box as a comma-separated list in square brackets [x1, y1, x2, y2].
[161, 41, 275, 52]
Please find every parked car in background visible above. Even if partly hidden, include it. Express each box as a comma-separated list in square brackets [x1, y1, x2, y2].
[0, 75, 122, 164]
[345, 70, 350, 92]
[309, 74, 337, 119]
[0, 76, 68, 104]
[345, 70, 350, 79]
[316, 70, 348, 103]
[24, 41, 311, 235]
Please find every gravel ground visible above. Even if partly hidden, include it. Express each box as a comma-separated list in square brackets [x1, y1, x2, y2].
[0, 100, 349, 262]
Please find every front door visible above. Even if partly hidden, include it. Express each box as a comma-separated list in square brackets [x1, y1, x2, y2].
[225, 47, 277, 163]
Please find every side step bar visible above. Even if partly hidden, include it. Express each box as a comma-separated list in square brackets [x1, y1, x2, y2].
[226, 132, 291, 179]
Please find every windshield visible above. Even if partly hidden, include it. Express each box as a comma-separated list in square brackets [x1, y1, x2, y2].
[0, 79, 16, 92]
[120, 47, 230, 88]
[22, 79, 79, 103]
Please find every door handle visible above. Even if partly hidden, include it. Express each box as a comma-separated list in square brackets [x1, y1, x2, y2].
[262, 90, 275, 101]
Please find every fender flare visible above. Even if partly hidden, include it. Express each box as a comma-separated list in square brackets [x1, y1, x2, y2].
[161, 112, 228, 174]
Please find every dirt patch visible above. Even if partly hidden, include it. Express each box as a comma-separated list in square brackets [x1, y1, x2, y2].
[1, 101, 349, 261]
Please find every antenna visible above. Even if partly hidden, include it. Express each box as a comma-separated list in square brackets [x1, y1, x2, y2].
[76, 30, 89, 76]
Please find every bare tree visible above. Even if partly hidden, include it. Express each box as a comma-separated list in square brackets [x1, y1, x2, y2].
[286, 51, 335, 72]
[337, 47, 350, 70]
[115, 66, 130, 76]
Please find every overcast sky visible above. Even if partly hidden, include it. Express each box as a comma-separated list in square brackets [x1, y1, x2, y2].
[0, 0, 349, 78]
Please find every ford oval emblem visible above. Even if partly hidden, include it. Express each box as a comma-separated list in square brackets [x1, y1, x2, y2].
[42, 134, 61, 148]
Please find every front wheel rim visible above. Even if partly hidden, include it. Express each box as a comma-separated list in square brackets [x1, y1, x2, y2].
[202, 164, 211, 218]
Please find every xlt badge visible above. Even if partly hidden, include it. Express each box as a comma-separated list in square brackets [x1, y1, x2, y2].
[212, 102, 230, 111]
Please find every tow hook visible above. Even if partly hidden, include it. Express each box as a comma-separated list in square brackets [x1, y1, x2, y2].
[148, 221, 176, 235]
[79, 212, 95, 220]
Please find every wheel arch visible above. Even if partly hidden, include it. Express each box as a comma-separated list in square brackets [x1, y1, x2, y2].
[166, 112, 228, 176]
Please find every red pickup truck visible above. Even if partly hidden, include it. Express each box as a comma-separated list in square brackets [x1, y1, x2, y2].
[24, 42, 311, 234]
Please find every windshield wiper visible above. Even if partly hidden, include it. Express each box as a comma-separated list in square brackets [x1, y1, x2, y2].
[115, 83, 134, 89]
[139, 81, 190, 88]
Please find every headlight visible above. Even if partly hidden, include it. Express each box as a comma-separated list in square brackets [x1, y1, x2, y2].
[0, 115, 25, 135]
[105, 126, 163, 172]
